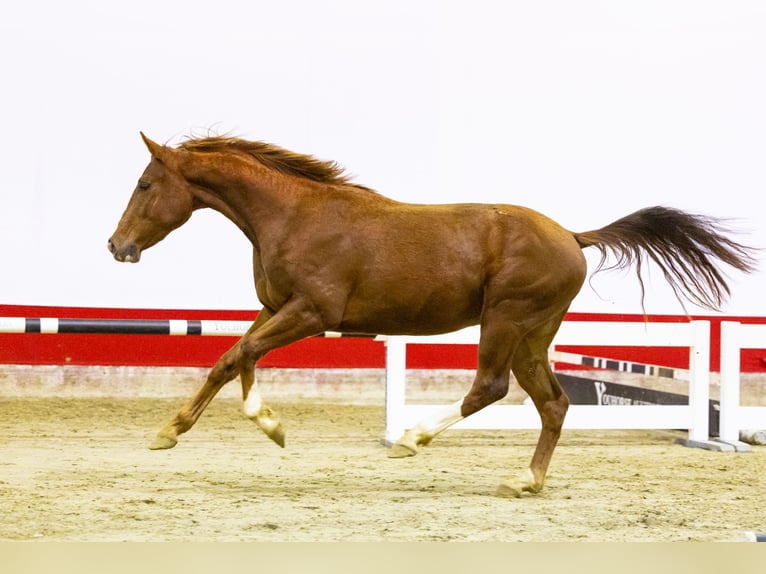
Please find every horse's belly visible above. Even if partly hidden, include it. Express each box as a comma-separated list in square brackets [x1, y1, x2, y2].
[337, 283, 483, 336]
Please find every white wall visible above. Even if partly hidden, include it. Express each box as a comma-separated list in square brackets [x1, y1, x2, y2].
[1, 0, 764, 315]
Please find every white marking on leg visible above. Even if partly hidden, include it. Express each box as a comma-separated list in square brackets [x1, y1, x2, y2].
[406, 400, 465, 446]
[243, 387, 263, 419]
[243, 384, 283, 445]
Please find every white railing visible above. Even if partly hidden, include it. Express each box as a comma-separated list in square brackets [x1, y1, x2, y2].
[383, 321, 711, 446]
[719, 321, 766, 441]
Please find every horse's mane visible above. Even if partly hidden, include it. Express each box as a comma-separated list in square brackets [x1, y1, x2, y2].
[178, 136, 373, 191]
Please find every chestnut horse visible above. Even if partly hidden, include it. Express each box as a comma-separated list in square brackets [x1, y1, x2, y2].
[108, 133, 755, 497]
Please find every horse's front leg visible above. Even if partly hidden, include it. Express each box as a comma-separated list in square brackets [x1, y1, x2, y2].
[149, 310, 273, 450]
[149, 342, 243, 450]
[239, 355, 285, 447]
[234, 299, 328, 447]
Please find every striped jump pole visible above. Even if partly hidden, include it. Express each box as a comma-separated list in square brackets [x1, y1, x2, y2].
[0, 317, 370, 339]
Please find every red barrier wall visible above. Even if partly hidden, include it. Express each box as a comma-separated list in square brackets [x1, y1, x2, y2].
[1, 305, 764, 371]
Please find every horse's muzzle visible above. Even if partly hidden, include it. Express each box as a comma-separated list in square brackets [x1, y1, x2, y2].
[108, 238, 141, 263]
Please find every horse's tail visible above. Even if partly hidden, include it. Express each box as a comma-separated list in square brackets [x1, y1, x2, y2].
[573, 206, 758, 312]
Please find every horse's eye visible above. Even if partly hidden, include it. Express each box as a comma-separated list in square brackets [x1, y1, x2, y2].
[138, 180, 150, 191]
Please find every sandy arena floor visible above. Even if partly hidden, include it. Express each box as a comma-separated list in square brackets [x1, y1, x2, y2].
[1, 366, 764, 542]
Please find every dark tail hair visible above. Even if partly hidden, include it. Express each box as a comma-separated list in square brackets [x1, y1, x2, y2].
[573, 206, 758, 312]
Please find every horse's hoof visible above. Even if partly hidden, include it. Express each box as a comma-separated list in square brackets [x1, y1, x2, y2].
[149, 435, 178, 450]
[387, 441, 418, 458]
[266, 423, 286, 448]
[494, 481, 524, 498]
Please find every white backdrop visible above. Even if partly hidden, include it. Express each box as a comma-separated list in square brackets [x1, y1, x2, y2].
[1, 0, 764, 315]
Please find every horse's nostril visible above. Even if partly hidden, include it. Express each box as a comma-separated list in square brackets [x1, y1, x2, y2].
[107, 238, 116, 254]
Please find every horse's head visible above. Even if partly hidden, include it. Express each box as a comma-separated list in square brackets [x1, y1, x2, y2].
[108, 133, 197, 263]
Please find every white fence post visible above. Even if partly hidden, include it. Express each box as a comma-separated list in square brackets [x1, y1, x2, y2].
[719, 321, 741, 442]
[383, 337, 407, 445]
[686, 320, 710, 444]
[719, 321, 766, 446]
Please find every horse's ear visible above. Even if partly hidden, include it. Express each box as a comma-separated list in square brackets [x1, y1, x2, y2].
[140, 132, 169, 161]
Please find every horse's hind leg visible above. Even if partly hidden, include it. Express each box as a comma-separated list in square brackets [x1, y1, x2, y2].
[388, 316, 522, 458]
[149, 310, 273, 450]
[387, 399, 467, 457]
[495, 316, 569, 497]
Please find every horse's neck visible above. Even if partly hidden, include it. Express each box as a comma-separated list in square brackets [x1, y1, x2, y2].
[181, 152, 297, 244]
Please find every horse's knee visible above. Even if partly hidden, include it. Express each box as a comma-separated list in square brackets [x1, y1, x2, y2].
[206, 345, 240, 380]
[238, 337, 267, 369]
[208, 358, 237, 384]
